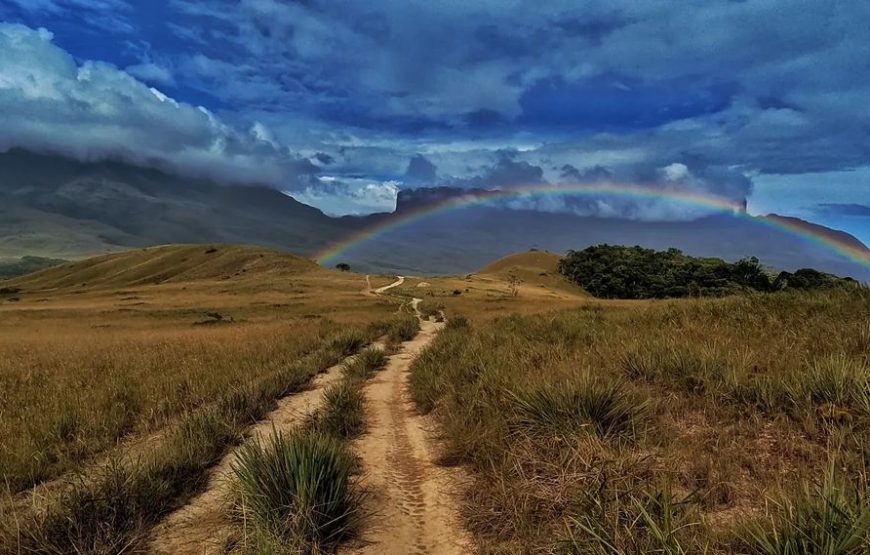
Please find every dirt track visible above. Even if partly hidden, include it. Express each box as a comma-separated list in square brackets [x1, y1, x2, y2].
[147, 280, 471, 554]
[346, 299, 472, 555]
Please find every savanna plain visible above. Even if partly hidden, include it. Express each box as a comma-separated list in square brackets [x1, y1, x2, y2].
[1, 247, 868, 554]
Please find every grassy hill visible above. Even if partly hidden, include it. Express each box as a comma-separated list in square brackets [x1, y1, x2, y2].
[0, 255, 66, 279]
[479, 250, 585, 294]
[1, 244, 317, 291]
[479, 250, 562, 274]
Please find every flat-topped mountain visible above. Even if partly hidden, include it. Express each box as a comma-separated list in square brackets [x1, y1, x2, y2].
[2, 149, 868, 280]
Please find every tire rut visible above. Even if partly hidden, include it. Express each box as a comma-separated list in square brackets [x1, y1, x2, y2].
[346, 306, 472, 555]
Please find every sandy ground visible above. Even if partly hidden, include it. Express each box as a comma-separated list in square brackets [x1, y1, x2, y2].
[345, 300, 473, 555]
[146, 359, 349, 554]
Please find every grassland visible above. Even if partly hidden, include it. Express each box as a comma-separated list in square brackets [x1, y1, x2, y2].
[410, 284, 870, 553]
[390, 250, 589, 323]
[5, 245, 867, 554]
[0, 245, 403, 552]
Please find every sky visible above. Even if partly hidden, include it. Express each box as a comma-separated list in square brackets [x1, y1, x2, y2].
[0, 0, 868, 243]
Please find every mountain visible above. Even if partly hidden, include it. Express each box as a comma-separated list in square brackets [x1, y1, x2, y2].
[2, 150, 868, 281]
[342, 188, 870, 280]
[764, 213, 870, 255]
[0, 149, 352, 261]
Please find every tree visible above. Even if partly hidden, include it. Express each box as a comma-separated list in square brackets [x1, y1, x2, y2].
[558, 244, 852, 299]
[335, 263, 350, 272]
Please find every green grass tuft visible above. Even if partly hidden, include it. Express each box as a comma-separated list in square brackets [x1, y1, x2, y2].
[342, 348, 388, 381]
[386, 314, 420, 344]
[308, 380, 367, 440]
[564, 486, 707, 555]
[232, 430, 361, 553]
[511, 375, 647, 440]
[327, 329, 367, 357]
[733, 466, 870, 554]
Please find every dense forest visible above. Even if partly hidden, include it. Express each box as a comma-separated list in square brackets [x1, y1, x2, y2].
[557, 245, 858, 299]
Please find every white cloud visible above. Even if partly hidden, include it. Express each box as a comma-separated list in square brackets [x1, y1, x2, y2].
[289, 177, 399, 216]
[0, 23, 311, 187]
[126, 62, 176, 87]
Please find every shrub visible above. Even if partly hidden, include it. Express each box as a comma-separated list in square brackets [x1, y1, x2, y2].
[232, 431, 360, 552]
[558, 244, 855, 299]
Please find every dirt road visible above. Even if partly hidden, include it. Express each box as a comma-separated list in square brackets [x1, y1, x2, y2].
[374, 275, 405, 294]
[147, 358, 351, 554]
[148, 280, 471, 554]
[346, 298, 472, 555]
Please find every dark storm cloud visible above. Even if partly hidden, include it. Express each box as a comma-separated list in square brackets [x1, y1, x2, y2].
[560, 164, 613, 182]
[1, 1, 869, 220]
[0, 23, 318, 188]
[451, 152, 545, 189]
[314, 152, 335, 165]
[518, 76, 735, 131]
[816, 204, 870, 217]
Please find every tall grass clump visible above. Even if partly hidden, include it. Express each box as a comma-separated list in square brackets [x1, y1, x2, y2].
[733, 466, 870, 554]
[386, 314, 420, 344]
[511, 376, 647, 440]
[342, 348, 388, 381]
[232, 430, 360, 553]
[620, 341, 729, 394]
[786, 355, 870, 417]
[564, 486, 708, 555]
[307, 380, 367, 440]
[327, 329, 367, 357]
[306, 348, 387, 439]
[417, 299, 443, 320]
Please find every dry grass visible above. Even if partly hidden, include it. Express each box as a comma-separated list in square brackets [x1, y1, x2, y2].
[0, 245, 401, 551]
[0, 322, 345, 494]
[410, 287, 870, 553]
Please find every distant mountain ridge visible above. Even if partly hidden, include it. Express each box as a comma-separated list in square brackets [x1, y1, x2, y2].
[395, 186, 870, 257]
[0, 148, 351, 260]
[1, 149, 868, 280]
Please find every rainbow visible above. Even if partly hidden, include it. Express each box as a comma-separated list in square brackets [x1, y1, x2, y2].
[315, 183, 870, 269]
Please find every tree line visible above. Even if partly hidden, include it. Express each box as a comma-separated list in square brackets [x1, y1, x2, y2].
[557, 244, 857, 299]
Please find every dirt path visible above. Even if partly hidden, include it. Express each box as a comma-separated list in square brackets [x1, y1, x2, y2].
[346, 299, 473, 555]
[147, 356, 353, 554]
[148, 280, 471, 554]
[374, 275, 404, 294]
